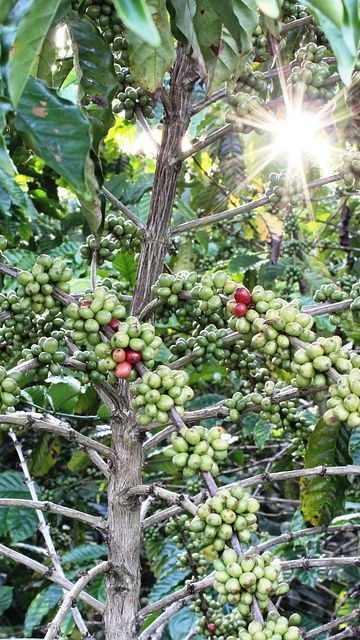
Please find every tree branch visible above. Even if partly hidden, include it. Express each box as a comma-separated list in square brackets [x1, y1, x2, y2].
[250, 524, 360, 554]
[0, 498, 105, 530]
[228, 465, 360, 490]
[44, 562, 109, 640]
[304, 609, 360, 639]
[191, 88, 227, 116]
[8, 429, 92, 638]
[0, 543, 105, 613]
[281, 556, 360, 570]
[138, 600, 187, 640]
[172, 124, 233, 163]
[128, 484, 197, 516]
[137, 574, 214, 621]
[101, 186, 146, 231]
[0, 412, 112, 459]
[171, 174, 342, 235]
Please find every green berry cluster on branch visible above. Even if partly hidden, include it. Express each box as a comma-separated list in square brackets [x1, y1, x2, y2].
[64, 286, 126, 347]
[192, 594, 244, 639]
[264, 171, 303, 211]
[0, 367, 20, 413]
[80, 211, 143, 265]
[165, 426, 230, 477]
[165, 514, 209, 576]
[17, 256, 72, 314]
[214, 549, 288, 609]
[235, 64, 268, 98]
[288, 43, 334, 100]
[22, 336, 66, 380]
[291, 336, 355, 390]
[252, 25, 269, 62]
[152, 271, 197, 308]
[226, 94, 263, 134]
[227, 613, 302, 640]
[84, 0, 123, 44]
[114, 84, 154, 122]
[189, 485, 260, 550]
[324, 368, 360, 427]
[132, 366, 193, 425]
[339, 150, 360, 189]
[170, 325, 228, 369]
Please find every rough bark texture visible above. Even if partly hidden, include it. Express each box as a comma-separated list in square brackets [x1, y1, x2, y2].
[105, 385, 142, 640]
[105, 46, 197, 639]
[132, 46, 198, 313]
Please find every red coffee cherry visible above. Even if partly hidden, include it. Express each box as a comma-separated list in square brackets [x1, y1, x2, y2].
[115, 361, 132, 378]
[234, 287, 252, 306]
[234, 302, 248, 317]
[125, 349, 142, 364]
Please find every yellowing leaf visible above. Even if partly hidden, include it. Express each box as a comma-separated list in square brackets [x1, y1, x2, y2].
[255, 211, 283, 241]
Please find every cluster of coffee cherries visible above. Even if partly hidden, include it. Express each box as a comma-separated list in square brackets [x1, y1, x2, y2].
[132, 366, 193, 425]
[221, 341, 259, 376]
[227, 613, 302, 640]
[83, 0, 123, 45]
[288, 47, 334, 100]
[191, 271, 237, 313]
[192, 594, 245, 639]
[252, 25, 269, 61]
[324, 368, 360, 428]
[225, 381, 300, 430]
[152, 271, 197, 307]
[80, 212, 143, 265]
[0, 367, 20, 413]
[0, 291, 35, 363]
[17, 256, 72, 314]
[109, 317, 161, 374]
[214, 549, 288, 609]
[339, 151, 360, 190]
[291, 336, 356, 390]
[189, 486, 260, 550]
[165, 514, 209, 577]
[227, 285, 253, 318]
[250, 303, 315, 358]
[313, 282, 352, 325]
[165, 426, 230, 477]
[226, 94, 263, 134]
[113, 85, 154, 122]
[235, 64, 268, 98]
[22, 336, 66, 379]
[64, 287, 127, 347]
[169, 325, 228, 370]
[265, 171, 303, 211]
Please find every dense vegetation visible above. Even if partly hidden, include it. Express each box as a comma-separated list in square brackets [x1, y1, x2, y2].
[0, 1, 359, 639]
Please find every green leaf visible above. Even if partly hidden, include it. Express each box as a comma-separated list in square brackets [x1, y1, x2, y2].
[62, 543, 108, 566]
[0, 585, 13, 615]
[168, 606, 200, 639]
[15, 77, 102, 235]
[208, 0, 258, 65]
[208, 28, 243, 93]
[113, 252, 137, 286]
[0, 0, 16, 22]
[0, 471, 40, 542]
[349, 427, 360, 465]
[300, 419, 351, 525]
[68, 450, 90, 472]
[8, 0, 62, 106]
[229, 252, 262, 271]
[254, 418, 272, 449]
[192, 0, 222, 79]
[24, 585, 62, 636]
[68, 15, 118, 150]
[254, 0, 281, 18]
[34, 28, 57, 87]
[29, 433, 60, 477]
[301, 0, 360, 83]
[167, 0, 206, 76]
[126, 0, 175, 92]
[112, 0, 160, 46]
[47, 376, 81, 413]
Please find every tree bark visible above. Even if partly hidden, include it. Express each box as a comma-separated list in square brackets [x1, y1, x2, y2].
[132, 46, 198, 313]
[105, 46, 197, 638]
[104, 385, 143, 640]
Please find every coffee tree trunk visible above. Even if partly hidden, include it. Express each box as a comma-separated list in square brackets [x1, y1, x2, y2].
[104, 46, 197, 640]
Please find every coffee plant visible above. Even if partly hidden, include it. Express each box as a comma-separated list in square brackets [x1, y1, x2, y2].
[0, 2, 359, 640]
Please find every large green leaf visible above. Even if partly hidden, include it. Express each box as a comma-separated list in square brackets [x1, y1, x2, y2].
[8, 0, 62, 106]
[15, 76, 102, 235]
[68, 15, 118, 150]
[254, 0, 281, 18]
[47, 376, 81, 413]
[0, 0, 16, 22]
[0, 471, 40, 542]
[167, 0, 206, 77]
[207, 28, 243, 93]
[192, 0, 222, 81]
[301, 0, 360, 83]
[300, 419, 351, 525]
[349, 427, 360, 465]
[112, 0, 160, 46]
[113, 251, 137, 286]
[62, 543, 108, 566]
[208, 0, 258, 66]
[127, 0, 175, 92]
[24, 585, 62, 636]
[0, 585, 13, 616]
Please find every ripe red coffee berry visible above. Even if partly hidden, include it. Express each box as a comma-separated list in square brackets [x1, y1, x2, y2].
[108, 318, 119, 330]
[207, 623, 216, 633]
[112, 348, 126, 363]
[125, 349, 142, 364]
[115, 361, 132, 378]
[234, 287, 252, 306]
[234, 302, 248, 317]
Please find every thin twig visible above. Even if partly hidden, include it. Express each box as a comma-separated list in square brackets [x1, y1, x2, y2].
[0, 498, 105, 529]
[44, 562, 109, 640]
[101, 186, 146, 231]
[0, 543, 104, 612]
[91, 250, 97, 291]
